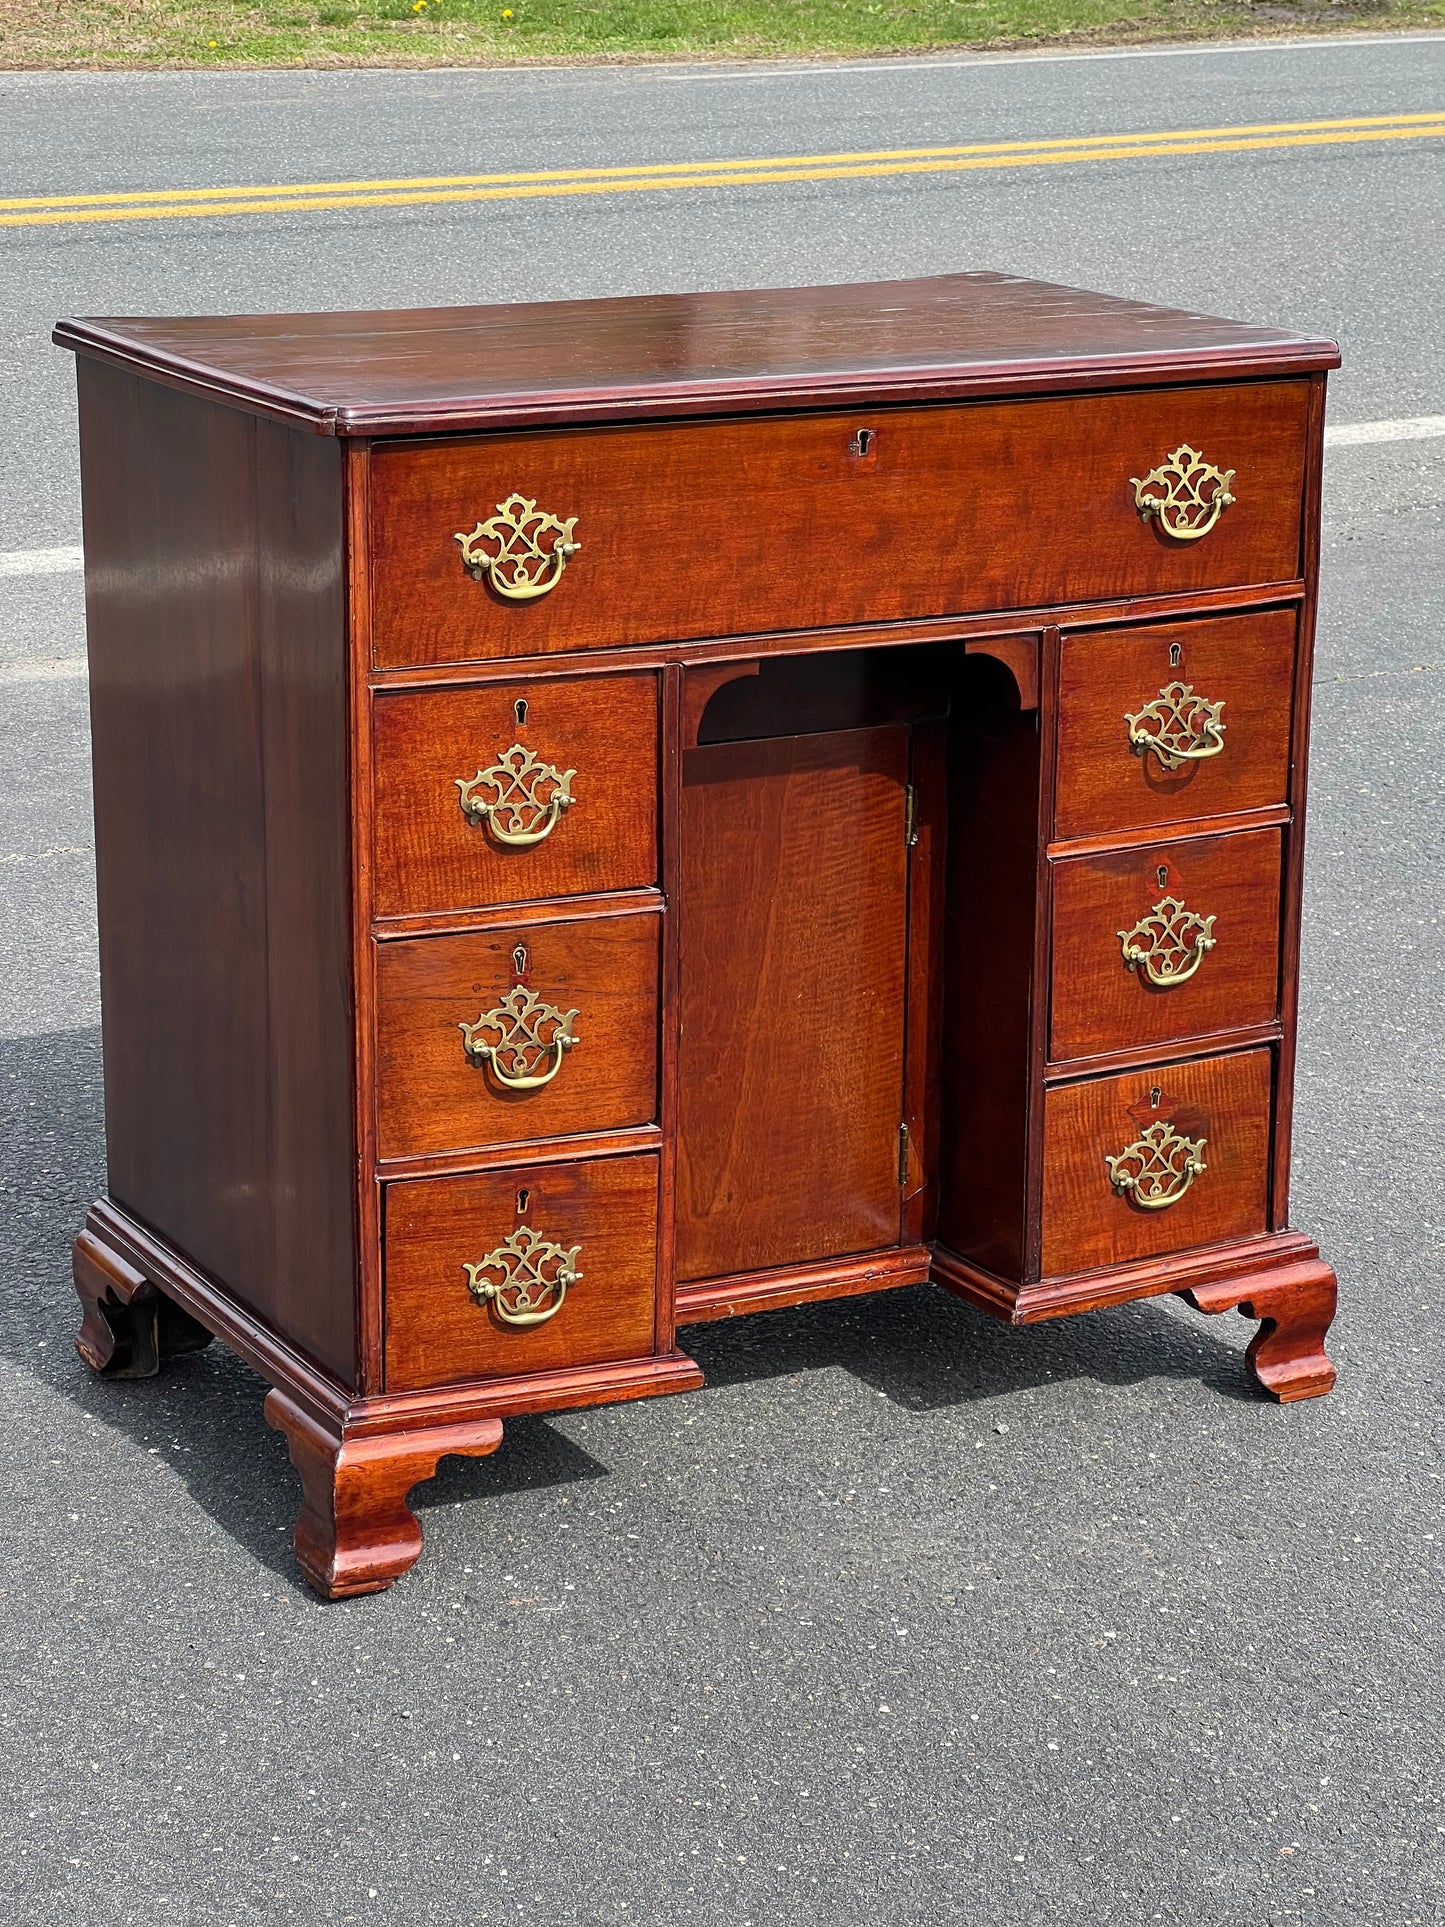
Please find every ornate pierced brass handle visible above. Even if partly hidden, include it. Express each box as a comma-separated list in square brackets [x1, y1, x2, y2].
[464, 1226, 581, 1328]
[459, 984, 579, 1089]
[1105, 1120, 1208, 1211]
[1118, 894, 1217, 988]
[456, 743, 576, 846]
[1131, 444, 1236, 541]
[1124, 680, 1225, 771]
[455, 494, 581, 601]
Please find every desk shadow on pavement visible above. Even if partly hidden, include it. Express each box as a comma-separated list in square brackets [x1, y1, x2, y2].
[2, 1023, 1256, 1592]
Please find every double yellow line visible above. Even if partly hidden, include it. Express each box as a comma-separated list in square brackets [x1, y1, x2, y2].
[3, 111, 1442, 227]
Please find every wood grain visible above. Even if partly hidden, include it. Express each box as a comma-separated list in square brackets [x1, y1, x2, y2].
[1049, 826, 1283, 1064]
[384, 1152, 660, 1391]
[1040, 1048, 1273, 1277]
[76, 360, 358, 1383]
[1186, 1257, 1338, 1402]
[265, 1389, 505, 1599]
[1055, 609, 1296, 841]
[375, 909, 660, 1159]
[54, 274, 1337, 438]
[676, 726, 909, 1283]
[936, 661, 1042, 1278]
[372, 671, 659, 917]
[370, 383, 1309, 666]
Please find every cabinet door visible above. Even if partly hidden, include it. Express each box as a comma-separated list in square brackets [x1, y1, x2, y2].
[676, 725, 910, 1283]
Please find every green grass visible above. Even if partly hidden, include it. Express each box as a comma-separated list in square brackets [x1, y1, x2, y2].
[0, 0, 1439, 70]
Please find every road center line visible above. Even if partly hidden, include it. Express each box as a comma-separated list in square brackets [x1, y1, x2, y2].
[3, 113, 1442, 227]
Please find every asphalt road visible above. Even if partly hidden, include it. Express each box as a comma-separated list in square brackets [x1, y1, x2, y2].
[1, 33, 1443, 1927]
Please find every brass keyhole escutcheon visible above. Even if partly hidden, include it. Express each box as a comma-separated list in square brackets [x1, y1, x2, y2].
[849, 427, 876, 458]
[515, 698, 529, 728]
[513, 944, 529, 976]
[1169, 642, 1183, 668]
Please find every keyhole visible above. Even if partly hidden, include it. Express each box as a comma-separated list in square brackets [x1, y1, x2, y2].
[1157, 866, 1169, 890]
[1168, 642, 1182, 668]
[514, 698, 528, 728]
[516, 1188, 530, 1217]
[1149, 1087, 1162, 1110]
[849, 427, 875, 458]
[513, 943, 528, 977]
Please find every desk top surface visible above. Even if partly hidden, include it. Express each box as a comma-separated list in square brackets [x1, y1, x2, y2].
[55, 271, 1338, 438]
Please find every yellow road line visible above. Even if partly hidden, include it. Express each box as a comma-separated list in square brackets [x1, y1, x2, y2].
[3, 113, 1442, 227]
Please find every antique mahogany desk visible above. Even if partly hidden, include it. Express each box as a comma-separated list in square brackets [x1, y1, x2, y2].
[57, 275, 1341, 1598]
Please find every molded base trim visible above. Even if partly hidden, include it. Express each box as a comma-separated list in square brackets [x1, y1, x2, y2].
[675, 1244, 933, 1325]
[931, 1231, 1338, 1402]
[73, 1195, 1337, 1597]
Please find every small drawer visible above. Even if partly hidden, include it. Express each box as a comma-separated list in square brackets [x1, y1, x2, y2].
[369, 384, 1309, 668]
[1055, 611, 1296, 841]
[1040, 1048, 1272, 1277]
[1050, 827, 1282, 1064]
[375, 909, 660, 1159]
[373, 672, 658, 918]
[384, 1153, 659, 1392]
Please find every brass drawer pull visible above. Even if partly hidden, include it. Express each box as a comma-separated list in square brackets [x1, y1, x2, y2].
[459, 985, 579, 1089]
[455, 493, 581, 601]
[1118, 894, 1217, 988]
[455, 743, 576, 845]
[1105, 1120, 1208, 1210]
[1124, 680, 1225, 770]
[1131, 443, 1235, 542]
[464, 1226, 582, 1328]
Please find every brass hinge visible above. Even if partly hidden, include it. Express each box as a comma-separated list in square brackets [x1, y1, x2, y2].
[904, 782, 919, 848]
[898, 1122, 911, 1187]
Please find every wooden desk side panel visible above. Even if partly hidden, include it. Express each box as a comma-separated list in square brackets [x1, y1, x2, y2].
[936, 670, 1042, 1279]
[77, 362, 358, 1383]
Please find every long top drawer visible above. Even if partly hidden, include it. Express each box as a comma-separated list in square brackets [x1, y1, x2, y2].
[369, 381, 1311, 667]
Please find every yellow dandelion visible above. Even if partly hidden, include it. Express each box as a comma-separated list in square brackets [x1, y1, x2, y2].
[502, 6, 513, 14]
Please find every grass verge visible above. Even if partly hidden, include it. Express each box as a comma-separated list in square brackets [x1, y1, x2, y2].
[0, 0, 1440, 71]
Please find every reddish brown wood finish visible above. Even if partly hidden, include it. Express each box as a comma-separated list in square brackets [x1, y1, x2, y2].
[1271, 373, 1330, 1235]
[61, 282, 1341, 1601]
[1054, 610, 1297, 841]
[1040, 1049, 1273, 1277]
[374, 908, 660, 1160]
[676, 1244, 932, 1324]
[384, 1152, 660, 1391]
[370, 383, 1308, 667]
[372, 672, 659, 917]
[73, 1226, 212, 1378]
[265, 1389, 505, 1598]
[1185, 1258, 1337, 1401]
[76, 360, 358, 1384]
[54, 274, 1338, 437]
[1049, 826, 1283, 1064]
[936, 660, 1043, 1278]
[675, 727, 910, 1283]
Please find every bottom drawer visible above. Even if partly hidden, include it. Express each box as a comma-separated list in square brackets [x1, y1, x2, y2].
[384, 1153, 659, 1392]
[1040, 1049, 1272, 1277]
